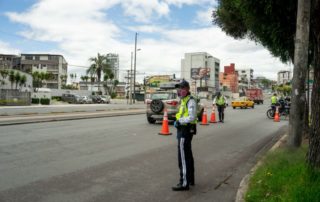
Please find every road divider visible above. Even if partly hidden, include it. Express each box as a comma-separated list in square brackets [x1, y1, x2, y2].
[0, 109, 145, 126]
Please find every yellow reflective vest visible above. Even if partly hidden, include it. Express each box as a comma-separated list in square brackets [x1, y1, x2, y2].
[176, 95, 197, 125]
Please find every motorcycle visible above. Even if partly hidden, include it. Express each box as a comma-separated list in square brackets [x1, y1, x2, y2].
[266, 102, 290, 119]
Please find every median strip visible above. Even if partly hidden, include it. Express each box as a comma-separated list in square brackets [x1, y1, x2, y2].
[0, 109, 145, 126]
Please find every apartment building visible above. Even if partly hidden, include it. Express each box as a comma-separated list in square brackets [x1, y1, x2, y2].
[18, 54, 68, 89]
[0, 54, 20, 70]
[277, 70, 291, 85]
[106, 53, 119, 81]
[181, 52, 220, 97]
[219, 63, 239, 93]
[236, 68, 254, 91]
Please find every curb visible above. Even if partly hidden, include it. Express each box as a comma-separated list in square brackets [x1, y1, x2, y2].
[235, 133, 288, 202]
[0, 109, 145, 126]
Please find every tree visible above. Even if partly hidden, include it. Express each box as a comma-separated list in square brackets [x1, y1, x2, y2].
[9, 70, 15, 89]
[32, 71, 53, 92]
[19, 75, 27, 90]
[14, 71, 21, 89]
[214, 0, 320, 168]
[87, 53, 111, 91]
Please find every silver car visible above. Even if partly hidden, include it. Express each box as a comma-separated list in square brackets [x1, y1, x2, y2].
[146, 90, 204, 124]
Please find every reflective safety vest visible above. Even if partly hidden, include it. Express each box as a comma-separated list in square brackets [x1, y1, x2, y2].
[271, 96, 277, 104]
[176, 95, 197, 125]
[217, 96, 225, 105]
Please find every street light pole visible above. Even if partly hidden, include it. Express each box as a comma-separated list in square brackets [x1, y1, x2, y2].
[133, 32, 138, 104]
[129, 52, 133, 105]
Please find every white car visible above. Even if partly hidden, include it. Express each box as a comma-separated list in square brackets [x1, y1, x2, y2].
[100, 95, 111, 104]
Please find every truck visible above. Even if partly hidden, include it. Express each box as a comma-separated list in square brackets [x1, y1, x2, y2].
[245, 88, 264, 104]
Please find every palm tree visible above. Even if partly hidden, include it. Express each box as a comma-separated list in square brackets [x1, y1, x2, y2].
[88, 53, 111, 92]
[14, 71, 21, 89]
[9, 70, 15, 89]
[19, 75, 27, 90]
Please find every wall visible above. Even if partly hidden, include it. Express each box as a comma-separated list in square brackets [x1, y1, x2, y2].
[0, 89, 31, 106]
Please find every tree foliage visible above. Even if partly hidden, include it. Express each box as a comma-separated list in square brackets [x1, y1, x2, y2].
[213, 0, 298, 63]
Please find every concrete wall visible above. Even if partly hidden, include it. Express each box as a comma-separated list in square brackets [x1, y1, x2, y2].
[0, 89, 31, 106]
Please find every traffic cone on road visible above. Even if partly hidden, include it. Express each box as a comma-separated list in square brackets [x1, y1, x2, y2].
[210, 106, 217, 123]
[159, 109, 172, 135]
[274, 106, 280, 122]
[200, 108, 209, 125]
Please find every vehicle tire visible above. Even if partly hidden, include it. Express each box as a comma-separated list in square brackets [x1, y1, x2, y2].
[252, 105, 254, 109]
[261, 101, 264, 104]
[233, 107, 235, 109]
[150, 100, 164, 113]
[147, 116, 156, 124]
[266, 109, 275, 119]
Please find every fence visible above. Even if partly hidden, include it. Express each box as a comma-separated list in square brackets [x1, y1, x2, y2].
[0, 89, 31, 106]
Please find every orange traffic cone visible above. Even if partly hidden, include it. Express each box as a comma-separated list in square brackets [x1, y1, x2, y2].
[210, 106, 217, 123]
[274, 106, 280, 122]
[159, 109, 172, 135]
[200, 108, 209, 125]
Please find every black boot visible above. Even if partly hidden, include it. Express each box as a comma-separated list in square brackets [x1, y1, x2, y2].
[172, 184, 189, 191]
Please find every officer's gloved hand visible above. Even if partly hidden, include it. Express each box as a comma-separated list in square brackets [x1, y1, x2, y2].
[174, 120, 181, 128]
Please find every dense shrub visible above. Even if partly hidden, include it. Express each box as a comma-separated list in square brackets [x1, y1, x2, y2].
[40, 98, 50, 105]
[32, 98, 40, 104]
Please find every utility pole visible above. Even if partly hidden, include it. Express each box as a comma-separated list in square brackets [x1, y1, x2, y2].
[125, 70, 130, 104]
[133, 32, 138, 104]
[130, 52, 133, 104]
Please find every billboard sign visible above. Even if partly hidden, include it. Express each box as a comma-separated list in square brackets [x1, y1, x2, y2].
[191, 67, 210, 80]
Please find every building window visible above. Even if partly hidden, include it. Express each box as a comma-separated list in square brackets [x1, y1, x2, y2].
[35, 56, 40, 60]
[25, 56, 33, 60]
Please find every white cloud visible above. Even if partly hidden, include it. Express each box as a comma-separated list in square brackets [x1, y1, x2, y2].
[4, 0, 289, 82]
[0, 41, 20, 55]
[194, 7, 215, 26]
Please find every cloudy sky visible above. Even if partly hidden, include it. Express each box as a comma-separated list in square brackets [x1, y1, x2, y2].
[0, 0, 291, 82]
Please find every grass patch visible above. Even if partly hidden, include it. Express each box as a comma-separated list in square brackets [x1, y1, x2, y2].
[246, 145, 320, 202]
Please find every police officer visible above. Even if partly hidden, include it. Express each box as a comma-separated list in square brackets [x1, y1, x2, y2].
[213, 92, 227, 123]
[271, 93, 278, 105]
[172, 79, 197, 191]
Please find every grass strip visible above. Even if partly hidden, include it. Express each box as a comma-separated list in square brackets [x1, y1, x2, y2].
[246, 145, 320, 202]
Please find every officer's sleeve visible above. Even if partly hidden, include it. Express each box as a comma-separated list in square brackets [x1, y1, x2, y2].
[212, 97, 216, 105]
[178, 99, 197, 124]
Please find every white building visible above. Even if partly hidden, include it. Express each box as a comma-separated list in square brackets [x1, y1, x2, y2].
[181, 52, 220, 97]
[236, 68, 254, 91]
[277, 70, 291, 85]
[19, 54, 68, 89]
[106, 53, 119, 81]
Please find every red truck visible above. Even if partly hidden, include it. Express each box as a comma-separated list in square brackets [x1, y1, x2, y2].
[245, 88, 264, 104]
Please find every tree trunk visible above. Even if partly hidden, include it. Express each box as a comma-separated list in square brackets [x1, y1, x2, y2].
[307, 0, 320, 168]
[288, 0, 311, 147]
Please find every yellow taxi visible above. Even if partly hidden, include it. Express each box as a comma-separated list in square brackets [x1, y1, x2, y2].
[231, 97, 255, 109]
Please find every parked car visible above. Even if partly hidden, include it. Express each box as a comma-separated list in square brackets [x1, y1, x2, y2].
[81, 96, 93, 104]
[146, 90, 204, 124]
[62, 94, 82, 104]
[90, 95, 101, 103]
[231, 97, 255, 109]
[100, 95, 111, 104]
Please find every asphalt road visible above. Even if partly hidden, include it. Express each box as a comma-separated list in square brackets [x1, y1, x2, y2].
[0, 104, 287, 202]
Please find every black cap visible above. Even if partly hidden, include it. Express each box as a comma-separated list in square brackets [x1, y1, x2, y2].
[175, 79, 190, 88]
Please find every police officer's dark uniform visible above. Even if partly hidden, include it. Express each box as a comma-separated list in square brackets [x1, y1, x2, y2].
[172, 80, 197, 191]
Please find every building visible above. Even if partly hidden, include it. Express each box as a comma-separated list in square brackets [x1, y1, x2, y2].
[277, 70, 291, 85]
[181, 52, 220, 97]
[106, 53, 119, 81]
[219, 63, 239, 93]
[17, 54, 68, 89]
[0, 54, 20, 70]
[236, 68, 254, 91]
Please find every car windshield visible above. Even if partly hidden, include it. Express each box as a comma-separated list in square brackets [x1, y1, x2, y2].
[151, 93, 174, 100]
